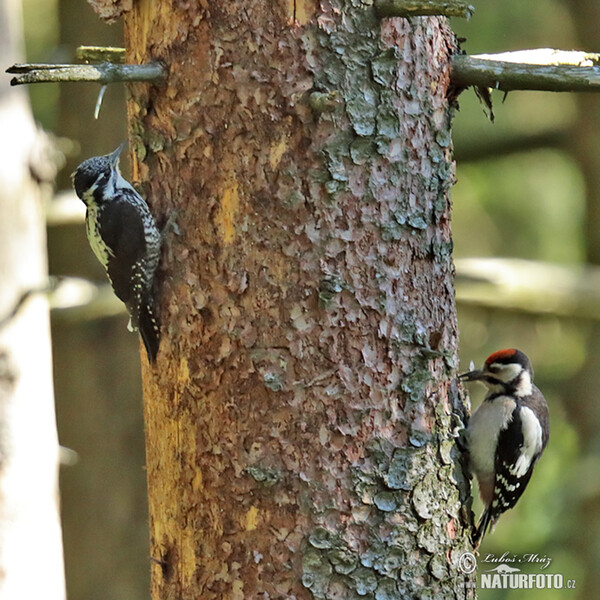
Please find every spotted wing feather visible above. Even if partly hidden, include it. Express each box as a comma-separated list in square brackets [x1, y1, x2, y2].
[96, 194, 161, 362]
[96, 197, 144, 291]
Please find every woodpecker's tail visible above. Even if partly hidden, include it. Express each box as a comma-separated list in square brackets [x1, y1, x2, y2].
[473, 506, 495, 549]
[138, 294, 161, 363]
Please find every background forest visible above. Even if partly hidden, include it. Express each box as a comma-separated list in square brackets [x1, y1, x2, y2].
[13, 0, 600, 598]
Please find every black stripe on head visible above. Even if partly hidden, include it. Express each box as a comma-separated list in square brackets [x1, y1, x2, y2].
[72, 156, 112, 200]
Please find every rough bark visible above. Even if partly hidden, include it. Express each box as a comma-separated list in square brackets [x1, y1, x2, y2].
[125, 2, 473, 598]
[0, 0, 64, 596]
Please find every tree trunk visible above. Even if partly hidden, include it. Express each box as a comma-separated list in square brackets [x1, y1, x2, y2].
[125, 2, 473, 598]
[0, 0, 64, 597]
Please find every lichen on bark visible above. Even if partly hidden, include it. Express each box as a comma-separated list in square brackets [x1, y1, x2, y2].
[125, 0, 474, 598]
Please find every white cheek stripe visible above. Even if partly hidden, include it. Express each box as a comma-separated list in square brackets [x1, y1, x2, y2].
[513, 406, 543, 477]
[514, 370, 533, 397]
[86, 203, 115, 267]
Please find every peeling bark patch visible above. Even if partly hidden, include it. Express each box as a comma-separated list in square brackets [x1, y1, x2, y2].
[215, 179, 240, 245]
[180, 526, 197, 586]
[269, 135, 289, 170]
[244, 506, 260, 532]
[385, 446, 433, 490]
[295, 0, 317, 25]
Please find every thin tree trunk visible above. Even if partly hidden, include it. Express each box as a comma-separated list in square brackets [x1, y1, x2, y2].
[0, 0, 64, 597]
[126, 2, 473, 598]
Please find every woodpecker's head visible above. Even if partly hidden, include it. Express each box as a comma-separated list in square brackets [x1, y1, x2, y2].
[71, 143, 126, 203]
[460, 348, 534, 396]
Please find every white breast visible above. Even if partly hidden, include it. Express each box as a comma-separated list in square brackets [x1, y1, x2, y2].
[467, 396, 516, 479]
[85, 202, 113, 269]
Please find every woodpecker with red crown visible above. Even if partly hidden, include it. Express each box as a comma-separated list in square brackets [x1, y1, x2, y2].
[459, 348, 550, 548]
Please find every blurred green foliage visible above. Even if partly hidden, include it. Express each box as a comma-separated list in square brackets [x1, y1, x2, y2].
[452, 2, 597, 598]
[22, 0, 59, 128]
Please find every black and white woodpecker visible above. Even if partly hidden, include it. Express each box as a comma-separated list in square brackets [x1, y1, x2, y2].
[72, 143, 162, 363]
[459, 349, 550, 548]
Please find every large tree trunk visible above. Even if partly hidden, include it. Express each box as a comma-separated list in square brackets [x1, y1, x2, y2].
[0, 0, 64, 597]
[126, 2, 473, 598]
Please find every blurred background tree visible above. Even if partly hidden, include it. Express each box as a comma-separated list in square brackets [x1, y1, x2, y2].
[0, 0, 63, 597]
[14, 0, 600, 598]
[452, 3, 597, 600]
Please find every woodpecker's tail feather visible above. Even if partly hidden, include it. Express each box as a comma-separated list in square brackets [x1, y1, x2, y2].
[138, 296, 161, 363]
[473, 506, 495, 549]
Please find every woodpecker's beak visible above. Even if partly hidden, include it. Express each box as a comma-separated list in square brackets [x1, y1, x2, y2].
[108, 142, 127, 168]
[458, 369, 485, 382]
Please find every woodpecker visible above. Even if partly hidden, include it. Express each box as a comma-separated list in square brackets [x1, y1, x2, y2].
[72, 143, 162, 363]
[459, 348, 549, 548]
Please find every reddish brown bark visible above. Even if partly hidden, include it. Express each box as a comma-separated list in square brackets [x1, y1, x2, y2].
[125, 1, 473, 598]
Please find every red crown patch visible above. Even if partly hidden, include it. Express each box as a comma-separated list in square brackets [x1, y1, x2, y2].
[485, 348, 518, 365]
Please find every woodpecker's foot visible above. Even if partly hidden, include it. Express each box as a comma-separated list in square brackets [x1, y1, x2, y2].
[450, 411, 465, 437]
[472, 531, 482, 551]
[161, 210, 181, 239]
[450, 413, 470, 454]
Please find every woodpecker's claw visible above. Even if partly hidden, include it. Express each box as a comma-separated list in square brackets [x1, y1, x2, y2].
[162, 211, 181, 238]
[450, 412, 470, 454]
[450, 411, 465, 434]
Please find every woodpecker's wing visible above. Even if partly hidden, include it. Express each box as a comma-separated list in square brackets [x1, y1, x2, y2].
[492, 408, 533, 515]
[492, 389, 548, 516]
[98, 196, 149, 306]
